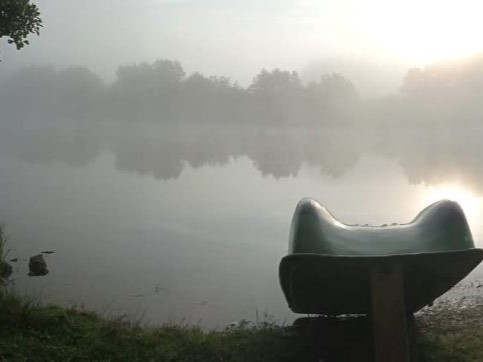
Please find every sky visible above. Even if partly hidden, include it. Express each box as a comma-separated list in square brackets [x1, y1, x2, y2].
[2, 0, 483, 96]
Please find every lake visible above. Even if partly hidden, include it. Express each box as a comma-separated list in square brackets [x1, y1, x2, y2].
[0, 122, 482, 328]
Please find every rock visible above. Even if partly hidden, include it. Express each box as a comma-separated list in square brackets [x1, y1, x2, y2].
[28, 254, 49, 276]
[227, 321, 239, 328]
[0, 262, 12, 278]
[227, 320, 255, 329]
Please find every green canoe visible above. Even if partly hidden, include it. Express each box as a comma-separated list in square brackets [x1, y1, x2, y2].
[279, 199, 483, 315]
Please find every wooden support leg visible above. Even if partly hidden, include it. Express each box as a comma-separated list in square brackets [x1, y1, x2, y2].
[371, 263, 409, 362]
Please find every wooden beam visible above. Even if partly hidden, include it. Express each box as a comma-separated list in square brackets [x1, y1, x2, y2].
[371, 263, 409, 362]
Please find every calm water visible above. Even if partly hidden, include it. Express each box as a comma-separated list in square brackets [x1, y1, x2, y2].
[1, 136, 483, 328]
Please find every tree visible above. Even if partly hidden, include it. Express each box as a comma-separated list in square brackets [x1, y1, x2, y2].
[112, 60, 186, 121]
[397, 56, 483, 124]
[304, 73, 360, 124]
[0, 0, 42, 55]
[249, 69, 303, 124]
[249, 68, 301, 96]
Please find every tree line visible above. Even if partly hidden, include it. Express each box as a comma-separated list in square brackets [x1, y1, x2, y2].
[0, 60, 360, 125]
[3, 56, 483, 127]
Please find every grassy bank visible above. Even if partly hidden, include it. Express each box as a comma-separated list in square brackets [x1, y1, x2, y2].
[0, 291, 316, 361]
[0, 291, 482, 361]
[0, 226, 482, 361]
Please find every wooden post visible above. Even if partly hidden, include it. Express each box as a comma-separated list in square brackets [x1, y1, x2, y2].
[371, 263, 409, 362]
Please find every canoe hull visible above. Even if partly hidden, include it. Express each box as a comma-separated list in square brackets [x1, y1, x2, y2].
[279, 249, 483, 314]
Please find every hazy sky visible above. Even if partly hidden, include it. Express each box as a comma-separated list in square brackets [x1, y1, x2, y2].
[2, 0, 483, 94]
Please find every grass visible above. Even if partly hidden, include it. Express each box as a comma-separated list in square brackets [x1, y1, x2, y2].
[414, 303, 483, 361]
[0, 225, 5, 259]
[0, 290, 482, 361]
[0, 225, 13, 280]
[0, 290, 319, 361]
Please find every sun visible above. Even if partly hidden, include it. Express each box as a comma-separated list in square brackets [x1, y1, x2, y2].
[359, 0, 483, 65]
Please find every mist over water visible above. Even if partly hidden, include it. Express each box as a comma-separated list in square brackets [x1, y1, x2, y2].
[3, 58, 483, 185]
[2, 56, 483, 327]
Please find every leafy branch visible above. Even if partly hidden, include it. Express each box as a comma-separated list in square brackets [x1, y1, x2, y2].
[0, 0, 42, 55]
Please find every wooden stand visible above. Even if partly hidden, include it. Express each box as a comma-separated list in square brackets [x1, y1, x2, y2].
[371, 263, 409, 362]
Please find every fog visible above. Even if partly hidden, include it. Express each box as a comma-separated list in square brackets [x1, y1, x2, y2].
[2, 1, 483, 327]
[2, 57, 483, 188]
